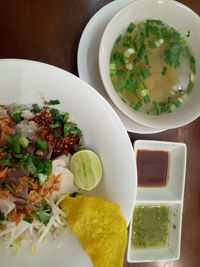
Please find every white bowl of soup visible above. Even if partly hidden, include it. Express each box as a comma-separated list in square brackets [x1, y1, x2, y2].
[99, 0, 200, 129]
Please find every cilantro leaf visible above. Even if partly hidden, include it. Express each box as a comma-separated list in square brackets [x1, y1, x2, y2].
[63, 123, 82, 137]
[32, 210, 51, 226]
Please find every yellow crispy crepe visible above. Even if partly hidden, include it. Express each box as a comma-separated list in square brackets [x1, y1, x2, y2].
[60, 195, 127, 267]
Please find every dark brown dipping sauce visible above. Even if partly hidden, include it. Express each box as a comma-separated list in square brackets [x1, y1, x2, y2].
[137, 150, 168, 187]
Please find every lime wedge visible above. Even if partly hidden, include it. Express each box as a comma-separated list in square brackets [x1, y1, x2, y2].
[70, 150, 103, 191]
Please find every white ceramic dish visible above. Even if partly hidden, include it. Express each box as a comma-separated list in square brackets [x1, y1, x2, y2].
[99, 0, 200, 129]
[0, 59, 137, 267]
[127, 140, 186, 262]
[128, 203, 183, 262]
[135, 140, 187, 202]
[77, 0, 165, 134]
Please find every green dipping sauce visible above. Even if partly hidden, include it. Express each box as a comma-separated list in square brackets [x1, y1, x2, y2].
[131, 205, 169, 248]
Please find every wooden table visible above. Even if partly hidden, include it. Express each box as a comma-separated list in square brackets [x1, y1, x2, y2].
[0, 1, 199, 266]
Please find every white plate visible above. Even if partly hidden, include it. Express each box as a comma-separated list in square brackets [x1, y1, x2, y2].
[0, 59, 137, 267]
[77, 0, 166, 134]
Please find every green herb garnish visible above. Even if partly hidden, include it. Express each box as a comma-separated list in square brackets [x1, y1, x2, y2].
[132, 101, 142, 111]
[36, 138, 47, 151]
[164, 43, 183, 68]
[127, 22, 136, 33]
[134, 43, 146, 64]
[32, 210, 51, 226]
[187, 80, 194, 94]
[50, 108, 63, 122]
[19, 137, 29, 148]
[6, 131, 21, 154]
[32, 104, 41, 113]
[32, 200, 51, 226]
[63, 123, 82, 137]
[110, 19, 196, 115]
[52, 130, 63, 139]
[12, 113, 22, 123]
[45, 99, 60, 105]
[9, 105, 25, 123]
[49, 122, 61, 129]
[5, 183, 16, 194]
[23, 217, 33, 224]
[18, 154, 52, 176]
[161, 66, 167, 76]
[63, 112, 69, 123]
[37, 173, 47, 185]
[0, 154, 11, 167]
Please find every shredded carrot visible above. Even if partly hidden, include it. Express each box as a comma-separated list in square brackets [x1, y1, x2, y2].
[8, 209, 21, 224]
[28, 175, 61, 204]
[0, 115, 13, 146]
[0, 167, 8, 179]
[0, 189, 11, 199]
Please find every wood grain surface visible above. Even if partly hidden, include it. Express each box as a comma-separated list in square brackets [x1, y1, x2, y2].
[0, 1, 199, 266]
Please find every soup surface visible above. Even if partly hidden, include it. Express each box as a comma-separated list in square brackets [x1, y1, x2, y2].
[110, 19, 196, 115]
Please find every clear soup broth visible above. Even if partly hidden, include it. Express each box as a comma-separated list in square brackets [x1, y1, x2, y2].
[110, 20, 196, 115]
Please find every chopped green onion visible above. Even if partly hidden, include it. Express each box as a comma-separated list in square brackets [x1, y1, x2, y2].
[26, 156, 37, 175]
[168, 96, 173, 104]
[144, 55, 149, 65]
[132, 101, 142, 111]
[116, 69, 127, 76]
[52, 130, 62, 139]
[12, 113, 22, 123]
[5, 183, 16, 194]
[146, 19, 164, 25]
[9, 105, 25, 123]
[189, 55, 196, 74]
[49, 122, 61, 129]
[173, 100, 181, 107]
[37, 173, 47, 185]
[147, 25, 160, 39]
[138, 22, 145, 30]
[36, 138, 47, 151]
[140, 89, 148, 97]
[32, 104, 41, 113]
[148, 40, 156, 49]
[63, 112, 69, 123]
[143, 95, 150, 103]
[50, 108, 64, 122]
[63, 123, 82, 137]
[127, 22, 136, 33]
[161, 66, 167, 76]
[6, 135, 21, 154]
[138, 68, 151, 80]
[152, 101, 162, 115]
[45, 99, 60, 105]
[115, 35, 122, 44]
[187, 80, 194, 94]
[19, 137, 29, 148]
[110, 63, 116, 70]
[0, 154, 11, 167]
[162, 106, 171, 113]
[134, 44, 146, 64]
[23, 217, 33, 224]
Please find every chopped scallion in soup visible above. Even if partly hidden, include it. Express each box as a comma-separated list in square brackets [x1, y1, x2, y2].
[110, 19, 196, 115]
